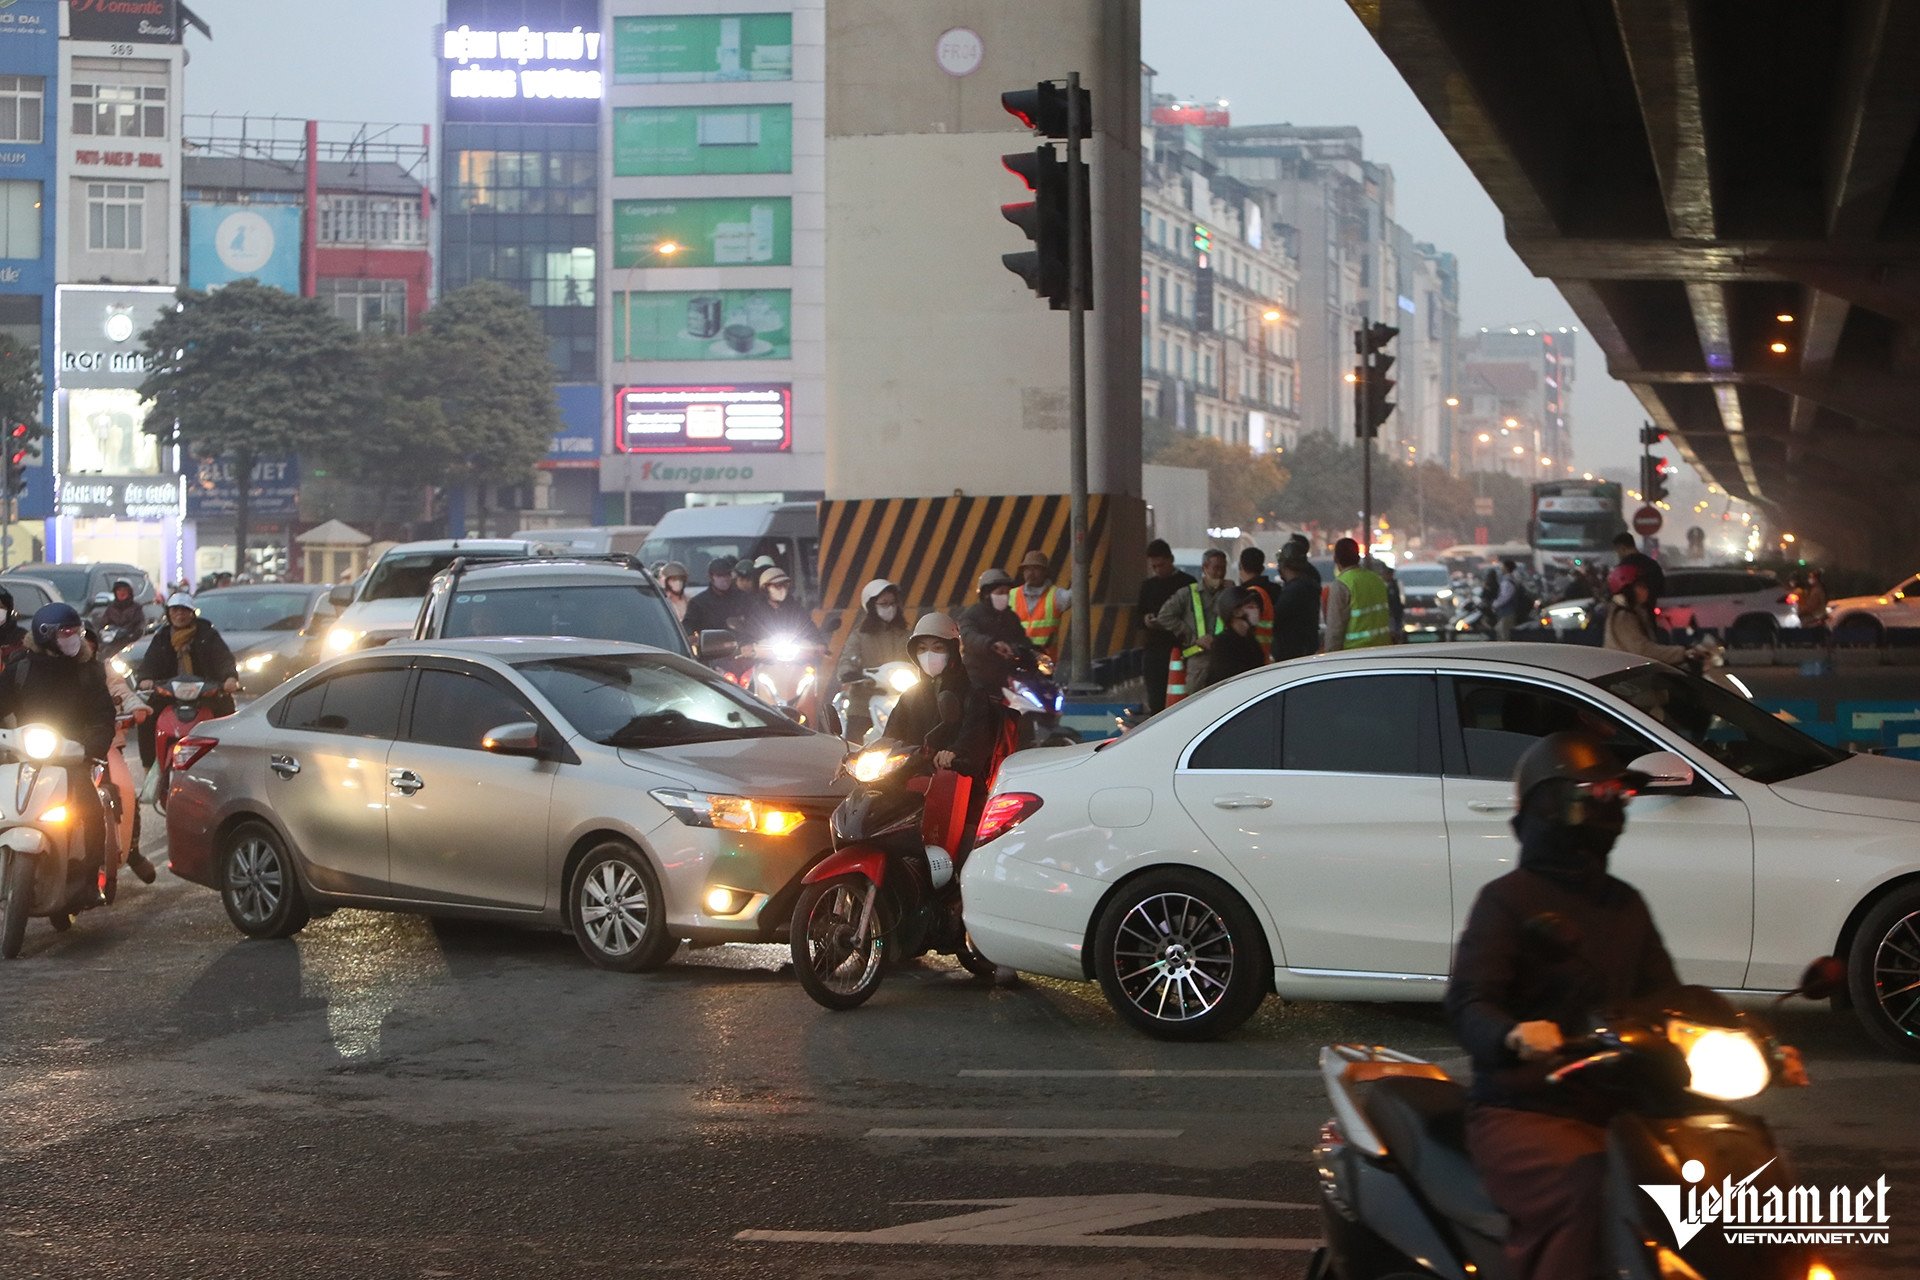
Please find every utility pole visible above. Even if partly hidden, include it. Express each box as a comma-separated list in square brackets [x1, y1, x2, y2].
[1353, 320, 1398, 554]
[1064, 71, 1091, 690]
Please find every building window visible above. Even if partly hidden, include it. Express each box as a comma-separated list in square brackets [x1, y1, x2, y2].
[317, 195, 423, 247]
[0, 181, 40, 259]
[71, 82, 166, 138]
[85, 182, 144, 251]
[0, 76, 45, 143]
[318, 279, 408, 333]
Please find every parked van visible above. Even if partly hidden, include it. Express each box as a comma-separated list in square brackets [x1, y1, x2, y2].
[513, 525, 653, 558]
[640, 502, 821, 602]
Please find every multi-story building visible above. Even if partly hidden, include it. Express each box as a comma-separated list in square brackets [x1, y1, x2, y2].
[1394, 232, 1460, 471]
[599, 1, 826, 524]
[437, 0, 604, 527]
[1140, 94, 1301, 455]
[1457, 325, 1580, 479]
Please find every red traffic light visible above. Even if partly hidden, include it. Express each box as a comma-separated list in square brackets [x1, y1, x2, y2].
[1002, 83, 1090, 140]
[7, 422, 26, 440]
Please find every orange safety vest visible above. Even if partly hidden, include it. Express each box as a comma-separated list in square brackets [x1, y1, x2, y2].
[1245, 580, 1274, 658]
[1013, 584, 1062, 654]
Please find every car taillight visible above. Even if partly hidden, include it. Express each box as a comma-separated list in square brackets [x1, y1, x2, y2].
[1782, 593, 1797, 605]
[171, 736, 218, 771]
[974, 791, 1043, 847]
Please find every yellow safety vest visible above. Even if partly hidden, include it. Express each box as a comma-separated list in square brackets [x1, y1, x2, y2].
[1181, 583, 1222, 657]
[1337, 567, 1392, 649]
[1013, 585, 1061, 653]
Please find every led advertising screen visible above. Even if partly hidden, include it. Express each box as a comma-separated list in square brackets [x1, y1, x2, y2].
[617, 384, 791, 454]
[613, 290, 790, 362]
[442, 0, 603, 124]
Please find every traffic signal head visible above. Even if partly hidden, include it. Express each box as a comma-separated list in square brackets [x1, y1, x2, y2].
[1361, 322, 1400, 355]
[1640, 424, 1669, 448]
[1001, 146, 1069, 306]
[1353, 323, 1397, 437]
[5, 422, 31, 498]
[1002, 83, 1091, 140]
[1641, 454, 1672, 503]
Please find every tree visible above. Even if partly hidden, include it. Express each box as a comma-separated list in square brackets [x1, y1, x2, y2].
[138, 280, 370, 573]
[408, 283, 562, 534]
[1269, 431, 1403, 531]
[340, 331, 464, 537]
[1149, 435, 1290, 531]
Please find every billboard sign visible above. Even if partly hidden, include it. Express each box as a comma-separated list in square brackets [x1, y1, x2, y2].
[67, 0, 181, 44]
[612, 14, 792, 83]
[441, 1, 604, 124]
[1151, 103, 1230, 127]
[55, 286, 174, 391]
[616, 384, 791, 454]
[612, 198, 791, 269]
[542, 383, 602, 470]
[57, 475, 181, 520]
[185, 454, 300, 519]
[614, 290, 790, 363]
[613, 104, 793, 177]
[188, 205, 302, 293]
[0, 1, 57, 40]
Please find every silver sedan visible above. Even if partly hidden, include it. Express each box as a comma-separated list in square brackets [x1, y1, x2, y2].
[165, 638, 849, 970]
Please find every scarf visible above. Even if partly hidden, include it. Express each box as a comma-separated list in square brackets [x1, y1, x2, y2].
[170, 622, 198, 676]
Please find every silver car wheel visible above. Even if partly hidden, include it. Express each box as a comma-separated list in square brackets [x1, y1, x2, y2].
[1110, 892, 1237, 1023]
[579, 861, 650, 958]
[1872, 911, 1920, 1039]
[228, 837, 284, 928]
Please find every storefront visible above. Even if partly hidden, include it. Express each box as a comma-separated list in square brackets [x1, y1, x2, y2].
[0, 0, 61, 555]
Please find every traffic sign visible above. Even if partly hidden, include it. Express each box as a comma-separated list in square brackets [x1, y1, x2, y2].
[1632, 505, 1663, 536]
[1473, 496, 1495, 517]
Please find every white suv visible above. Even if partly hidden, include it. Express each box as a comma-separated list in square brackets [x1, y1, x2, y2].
[1657, 568, 1798, 643]
[1827, 573, 1920, 641]
[324, 539, 548, 654]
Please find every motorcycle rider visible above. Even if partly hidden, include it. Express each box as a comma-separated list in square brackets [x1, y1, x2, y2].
[1603, 561, 1702, 668]
[137, 592, 241, 717]
[958, 568, 1035, 694]
[98, 578, 148, 637]
[739, 566, 822, 653]
[884, 613, 998, 783]
[682, 558, 744, 636]
[0, 587, 26, 661]
[0, 604, 121, 909]
[1011, 550, 1069, 661]
[658, 561, 690, 624]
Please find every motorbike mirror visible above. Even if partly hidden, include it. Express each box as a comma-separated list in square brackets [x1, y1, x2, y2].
[480, 721, 544, 757]
[1795, 956, 1846, 1001]
[1626, 750, 1695, 792]
[1522, 910, 1582, 960]
[694, 629, 739, 662]
[328, 582, 356, 608]
[91, 592, 113, 609]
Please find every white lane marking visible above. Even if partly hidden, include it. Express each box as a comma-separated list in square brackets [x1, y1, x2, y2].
[866, 1127, 1181, 1139]
[736, 1193, 1317, 1250]
[958, 1068, 1319, 1079]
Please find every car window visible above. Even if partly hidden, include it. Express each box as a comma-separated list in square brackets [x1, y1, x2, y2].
[364, 551, 524, 601]
[1447, 676, 1658, 780]
[441, 583, 684, 652]
[1188, 692, 1282, 770]
[191, 591, 318, 632]
[1279, 674, 1439, 776]
[407, 668, 536, 751]
[1594, 666, 1848, 783]
[30, 568, 91, 601]
[0, 581, 51, 613]
[515, 653, 803, 748]
[1662, 573, 1701, 596]
[279, 668, 409, 738]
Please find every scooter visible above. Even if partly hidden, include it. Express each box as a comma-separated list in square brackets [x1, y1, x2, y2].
[0, 723, 122, 958]
[1307, 958, 1844, 1280]
[748, 635, 824, 726]
[828, 659, 921, 747]
[1004, 648, 1077, 748]
[139, 676, 227, 811]
[789, 704, 1003, 1009]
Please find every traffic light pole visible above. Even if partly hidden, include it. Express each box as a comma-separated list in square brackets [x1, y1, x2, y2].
[1357, 317, 1373, 554]
[1065, 71, 1092, 691]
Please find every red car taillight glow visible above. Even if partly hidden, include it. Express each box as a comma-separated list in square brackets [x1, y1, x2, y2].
[974, 792, 1043, 847]
[171, 736, 218, 771]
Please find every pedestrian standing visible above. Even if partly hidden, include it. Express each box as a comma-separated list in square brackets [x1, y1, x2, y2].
[1136, 539, 1195, 714]
[1012, 549, 1070, 661]
[1235, 547, 1276, 660]
[1323, 538, 1392, 651]
[1371, 558, 1406, 644]
[1492, 558, 1530, 641]
[1270, 553, 1321, 661]
[1209, 586, 1269, 682]
[1156, 549, 1228, 692]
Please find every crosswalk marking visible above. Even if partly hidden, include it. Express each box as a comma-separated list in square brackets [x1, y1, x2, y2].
[736, 1193, 1318, 1250]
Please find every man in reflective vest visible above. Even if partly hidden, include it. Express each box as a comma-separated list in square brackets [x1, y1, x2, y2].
[1156, 549, 1228, 691]
[1323, 537, 1392, 651]
[1235, 546, 1275, 661]
[1013, 549, 1070, 660]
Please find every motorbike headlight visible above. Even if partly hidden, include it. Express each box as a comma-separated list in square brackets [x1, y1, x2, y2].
[765, 637, 802, 664]
[886, 666, 920, 694]
[170, 679, 206, 702]
[1435, 588, 1453, 600]
[240, 652, 277, 675]
[18, 724, 61, 762]
[1012, 683, 1047, 712]
[325, 625, 361, 654]
[649, 789, 806, 837]
[1668, 1020, 1770, 1101]
[848, 747, 909, 783]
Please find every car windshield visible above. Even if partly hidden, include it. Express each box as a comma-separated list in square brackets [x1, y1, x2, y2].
[443, 583, 683, 652]
[516, 653, 802, 748]
[364, 551, 522, 601]
[1593, 665, 1848, 783]
[191, 591, 314, 632]
[31, 568, 92, 601]
[1396, 566, 1451, 589]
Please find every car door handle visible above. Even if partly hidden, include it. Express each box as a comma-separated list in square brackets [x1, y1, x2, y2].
[1467, 799, 1515, 813]
[269, 754, 300, 779]
[1212, 795, 1272, 810]
[389, 769, 424, 795]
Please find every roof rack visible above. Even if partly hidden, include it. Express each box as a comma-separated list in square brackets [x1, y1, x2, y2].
[440, 554, 655, 592]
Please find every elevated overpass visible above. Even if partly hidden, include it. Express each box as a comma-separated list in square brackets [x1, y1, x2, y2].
[1350, 0, 1920, 569]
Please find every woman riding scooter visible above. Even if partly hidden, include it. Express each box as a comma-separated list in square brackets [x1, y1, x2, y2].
[885, 613, 997, 786]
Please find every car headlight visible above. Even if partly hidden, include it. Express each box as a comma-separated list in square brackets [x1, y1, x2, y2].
[885, 666, 920, 694]
[1435, 587, 1453, 600]
[848, 747, 909, 783]
[18, 724, 61, 762]
[240, 652, 277, 674]
[324, 625, 361, 654]
[1668, 1020, 1770, 1101]
[649, 789, 806, 836]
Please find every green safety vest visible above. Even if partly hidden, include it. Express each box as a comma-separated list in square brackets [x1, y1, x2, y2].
[1182, 583, 1223, 657]
[1337, 567, 1392, 649]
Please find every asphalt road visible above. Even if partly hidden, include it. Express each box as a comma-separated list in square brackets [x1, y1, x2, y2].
[3, 828, 1919, 1280]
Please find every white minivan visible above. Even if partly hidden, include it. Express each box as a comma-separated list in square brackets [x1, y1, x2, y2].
[640, 502, 820, 602]
[324, 538, 549, 654]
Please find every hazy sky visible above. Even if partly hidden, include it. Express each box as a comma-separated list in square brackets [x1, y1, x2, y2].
[180, 0, 1645, 471]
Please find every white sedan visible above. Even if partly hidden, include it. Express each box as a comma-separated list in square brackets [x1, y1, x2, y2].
[963, 643, 1920, 1052]
[1828, 571, 1920, 640]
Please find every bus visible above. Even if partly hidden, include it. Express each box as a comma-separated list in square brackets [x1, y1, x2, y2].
[1529, 480, 1626, 570]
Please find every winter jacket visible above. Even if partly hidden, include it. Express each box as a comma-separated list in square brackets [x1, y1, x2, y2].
[1602, 598, 1688, 665]
[137, 620, 239, 686]
[884, 656, 1000, 782]
[1270, 575, 1322, 660]
[740, 595, 823, 649]
[98, 599, 147, 633]
[957, 600, 1032, 692]
[1137, 569, 1196, 655]
[835, 615, 912, 684]
[683, 585, 745, 636]
[0, 642, 118, 760]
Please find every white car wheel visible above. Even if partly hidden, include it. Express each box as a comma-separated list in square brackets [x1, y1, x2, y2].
[1093, 870, 1267, 1041]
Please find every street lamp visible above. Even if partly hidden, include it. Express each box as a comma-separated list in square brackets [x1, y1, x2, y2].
[654, 240, 684, 257]
[1477, 432, 1491, 443]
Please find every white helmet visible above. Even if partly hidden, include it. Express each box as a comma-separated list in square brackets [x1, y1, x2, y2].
[859, 578, 896, 610]
[166, 592, 195, 611]
[909, 612, 960, 643]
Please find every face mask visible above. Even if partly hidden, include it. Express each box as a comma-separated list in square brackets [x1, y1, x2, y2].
[768, 586, 789, 603]
[875, 604, 898, 622]
[57, 633, 84, 658]
[916, 649, 948, 676]
[989, 591, 1010, 611]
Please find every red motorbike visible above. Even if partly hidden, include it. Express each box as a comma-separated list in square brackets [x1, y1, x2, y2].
[138, 677, 229, 812]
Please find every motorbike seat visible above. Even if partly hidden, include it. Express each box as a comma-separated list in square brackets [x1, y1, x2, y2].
[1361, 1076, 1508, 1240]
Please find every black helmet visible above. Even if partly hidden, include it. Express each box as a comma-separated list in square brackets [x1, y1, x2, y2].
[1512, 730, 1644, 820]
[0, 586, 12, 612]
[30, 602, 82, 649]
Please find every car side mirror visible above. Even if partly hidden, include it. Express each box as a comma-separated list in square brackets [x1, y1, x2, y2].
[1628, 750, 1696, 792]
[329, 583, 356, 608]
[694, 629, 739, 662]
[91, 592, 113, 609]
[481, 721, 544, 757]
[778, 704, 806, 724]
